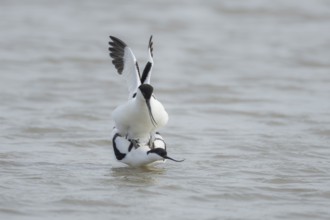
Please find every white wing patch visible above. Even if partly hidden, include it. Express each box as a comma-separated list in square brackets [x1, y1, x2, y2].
[109, 36, 141, 98]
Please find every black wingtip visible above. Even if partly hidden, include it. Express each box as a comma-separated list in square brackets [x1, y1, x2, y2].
[109, 36, 127, 47]
[108, 36, 127, 74]
[148, 35, 153, 57]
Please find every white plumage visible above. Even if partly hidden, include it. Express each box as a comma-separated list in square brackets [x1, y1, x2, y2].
[108, 36, 183, 166]
[112, 84, 168, 145]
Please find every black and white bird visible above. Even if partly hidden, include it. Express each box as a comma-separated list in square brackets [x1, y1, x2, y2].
[109, 36, 168, 146]
[111, 128, 183, 167]
[108, 36, 183, 166]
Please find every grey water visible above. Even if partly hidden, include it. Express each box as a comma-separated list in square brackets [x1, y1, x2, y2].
[1, 0, 330, 219]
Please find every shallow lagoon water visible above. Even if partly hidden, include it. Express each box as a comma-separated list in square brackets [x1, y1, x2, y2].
[1, 0, 330, 219]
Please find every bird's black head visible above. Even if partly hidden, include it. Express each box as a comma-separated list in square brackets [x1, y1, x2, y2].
[147, 148, 185, 163]
[138, 84, 157, 126]
[139, 84, 153, 100]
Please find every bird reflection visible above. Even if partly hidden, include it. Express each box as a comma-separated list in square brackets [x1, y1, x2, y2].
[110, 165, 166, 185]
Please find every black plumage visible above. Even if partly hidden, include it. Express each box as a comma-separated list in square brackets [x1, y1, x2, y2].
[109, 36, 127, 74]
[148, 35, 153, 57]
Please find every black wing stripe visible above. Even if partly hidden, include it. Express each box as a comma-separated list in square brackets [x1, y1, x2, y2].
[135, 62, 141, 79]
[112, 133, 126, 160]
[141, 62, 152, 84]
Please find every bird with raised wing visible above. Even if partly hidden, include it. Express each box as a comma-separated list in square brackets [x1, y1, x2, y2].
[109, 36, 168, 146]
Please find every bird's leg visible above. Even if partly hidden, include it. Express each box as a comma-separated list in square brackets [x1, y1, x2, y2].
[148, 134, 153, 149]
[129, 139, 140, 149]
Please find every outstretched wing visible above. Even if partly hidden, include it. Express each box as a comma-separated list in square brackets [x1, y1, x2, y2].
[109, 36, 141, 98]
[141, 35, 154, 84]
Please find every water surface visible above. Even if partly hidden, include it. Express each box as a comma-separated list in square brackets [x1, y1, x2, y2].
[1, 0, 330, 219]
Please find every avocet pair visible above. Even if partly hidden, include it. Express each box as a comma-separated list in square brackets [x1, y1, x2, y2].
[108, 36, 183, 167]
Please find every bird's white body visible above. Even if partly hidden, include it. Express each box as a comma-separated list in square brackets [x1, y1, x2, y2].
[123, 145, 163, 167]
[112, 90, 168, 145]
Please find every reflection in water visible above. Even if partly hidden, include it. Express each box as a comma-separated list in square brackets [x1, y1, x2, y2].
[110, 165, 167, 185]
